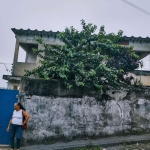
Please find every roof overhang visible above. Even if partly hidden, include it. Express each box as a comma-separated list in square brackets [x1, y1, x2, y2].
[120, 36, 150, 42]
[11, 28, 60, 38]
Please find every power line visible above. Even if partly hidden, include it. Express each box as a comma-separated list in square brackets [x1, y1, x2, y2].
[0, 62, 24, 74]
[0, 62, 11, 72]
[0, 62, 25, 74]
[121, 0, 150, 15]
[121, 0, 150, 16]
[0, 62, 12, 64]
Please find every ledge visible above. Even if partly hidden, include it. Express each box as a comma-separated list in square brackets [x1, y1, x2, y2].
[3, 75, 21, 81]
[132, 70, 150, 76]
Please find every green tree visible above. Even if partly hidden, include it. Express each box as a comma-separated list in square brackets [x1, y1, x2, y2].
[25, 20, 139, 93]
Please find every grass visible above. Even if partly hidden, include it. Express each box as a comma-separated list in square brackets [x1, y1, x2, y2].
[44, 141, 56, 145]
[71, 146, 103, 150]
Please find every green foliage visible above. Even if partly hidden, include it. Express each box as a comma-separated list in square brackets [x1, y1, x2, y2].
[72, 146, 103, 150]
[25, 20, 140, 93]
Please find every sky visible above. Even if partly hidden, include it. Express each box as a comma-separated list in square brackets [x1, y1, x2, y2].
[0, 0, 150, 87]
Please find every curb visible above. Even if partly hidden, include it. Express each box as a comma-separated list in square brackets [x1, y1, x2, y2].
[21, 134, 150, 150]
[0, 145, 9, 148]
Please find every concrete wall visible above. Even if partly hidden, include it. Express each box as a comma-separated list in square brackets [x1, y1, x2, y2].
[7, 80, 20, 89]
[12, 62, 38, 76]
[132, 74, 150, 86]
[131, 70, 150, 86]
[20, 78, 150, 144]
[129, 41, 150, 52]
[16, 35, 63, 45]
[26, 49, 37, 63]
[12, 34, 63, 77]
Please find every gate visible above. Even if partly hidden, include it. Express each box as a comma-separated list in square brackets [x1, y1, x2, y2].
[0, 89, 18, 144]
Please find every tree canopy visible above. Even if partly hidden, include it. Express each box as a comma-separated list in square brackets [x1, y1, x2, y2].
[25, 20, 140, 93]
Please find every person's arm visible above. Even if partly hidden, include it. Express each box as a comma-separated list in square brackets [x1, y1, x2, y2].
[6, 118, 12, 132]
[22, 110, 30, 125]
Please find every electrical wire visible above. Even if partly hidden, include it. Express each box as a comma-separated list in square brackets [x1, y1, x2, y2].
[121, 0, 150, 16]
[121, 0, 150, 15]
[0, 62, 26, 74]
[0, 62, 11, 72]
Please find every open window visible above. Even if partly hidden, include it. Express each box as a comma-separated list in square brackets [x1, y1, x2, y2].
[18, 43, 38, 63]
[18, 46, 26, 62]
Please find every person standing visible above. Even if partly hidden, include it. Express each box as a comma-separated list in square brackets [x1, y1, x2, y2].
[6, 102, 30, 150]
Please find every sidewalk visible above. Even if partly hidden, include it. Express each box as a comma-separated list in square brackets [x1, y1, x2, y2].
[21, 134, 150, 150]
[1, 134, 150, 150]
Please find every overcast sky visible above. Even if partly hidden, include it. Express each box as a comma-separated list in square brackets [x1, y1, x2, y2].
[1, 0, 150, 87]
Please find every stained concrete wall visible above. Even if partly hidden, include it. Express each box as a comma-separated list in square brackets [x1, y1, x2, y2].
[7, 80, 20, 89]
[26, 49, 37, 63]
[12, 62, 38, 76]
[129, 41, 150, 52]
[131, 70, 150, 86]
[12, 34, 63, 77]
[16, 35, 63, 45]
[132, 74, 150, 86]
[20, 78, 150, 144]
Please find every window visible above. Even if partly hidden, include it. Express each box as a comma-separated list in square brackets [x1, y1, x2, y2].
[18, 43, 38, 63]
[17, 46, 26, 62]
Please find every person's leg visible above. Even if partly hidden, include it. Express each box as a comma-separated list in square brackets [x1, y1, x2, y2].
[16, 125, 22, 150]
[10, 124, 16, 150]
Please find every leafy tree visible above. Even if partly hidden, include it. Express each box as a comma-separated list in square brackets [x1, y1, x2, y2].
[25, 20, 140, 93]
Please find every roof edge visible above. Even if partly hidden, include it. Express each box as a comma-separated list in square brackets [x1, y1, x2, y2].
[11, 28, 150, 42]
[11, 28, 60, 37]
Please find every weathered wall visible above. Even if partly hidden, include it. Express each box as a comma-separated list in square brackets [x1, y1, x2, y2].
[21, 91, 150, 144]
[13, 62, 38, 76]
[129, 41, 150, 52]
[7, 80, 20, 89]
[132, 70, 150, 86]
[20, 77, 83, 97]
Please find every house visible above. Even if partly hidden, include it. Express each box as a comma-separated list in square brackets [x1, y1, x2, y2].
[3, 29, 150, 89]
[3, 29, 63, 89]
[119, 36, 150, 86]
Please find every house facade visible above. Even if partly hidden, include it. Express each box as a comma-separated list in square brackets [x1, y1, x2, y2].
[3, 29, 150, 89]
[3, 29, 63, 89]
